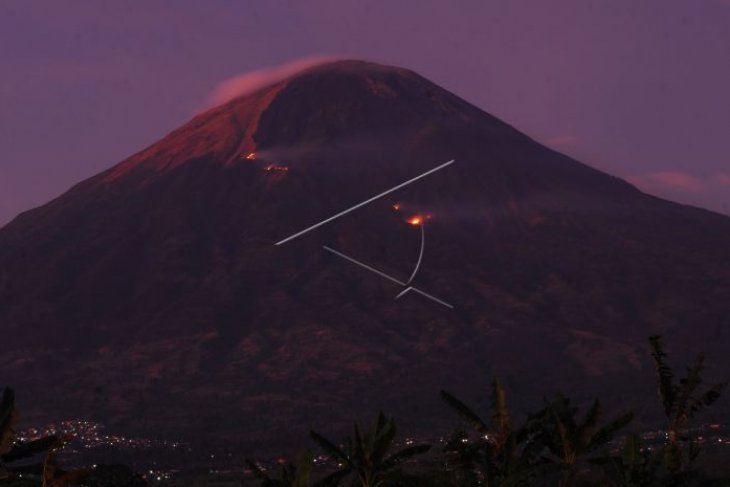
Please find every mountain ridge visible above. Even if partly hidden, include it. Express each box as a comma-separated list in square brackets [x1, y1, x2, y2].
[1, 60, 729, 453]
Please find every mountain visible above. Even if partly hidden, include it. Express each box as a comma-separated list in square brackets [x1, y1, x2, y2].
[1, 60, 729, 453]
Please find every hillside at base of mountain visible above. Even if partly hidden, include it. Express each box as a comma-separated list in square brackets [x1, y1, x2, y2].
[1, 60, 729, 453]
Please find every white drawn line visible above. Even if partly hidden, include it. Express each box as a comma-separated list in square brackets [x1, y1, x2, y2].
[408, 287, 454, 309]
[396, 284, 453, 309]
[275, 159, 455, 245]
[406, 223, 425, 284]
[324, 246, 454, 309]
[395, 286, 413, 299]
[322, 246, 406, 286]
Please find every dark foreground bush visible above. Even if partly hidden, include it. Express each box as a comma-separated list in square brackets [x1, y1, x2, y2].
[246, 336, 728, 487]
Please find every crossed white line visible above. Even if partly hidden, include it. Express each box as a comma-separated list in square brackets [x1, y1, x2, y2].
[275, 159, 456, 309]
[322, 245, 454, 309]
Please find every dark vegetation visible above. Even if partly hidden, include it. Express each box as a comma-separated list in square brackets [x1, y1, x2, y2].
[2, 336, 727, 486]
[245, 336, 728, 487]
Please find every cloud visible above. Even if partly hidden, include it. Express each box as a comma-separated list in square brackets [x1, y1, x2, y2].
[716, 172, 730, 187]
[628, 171, 704, 192]
[630, 171, 730, 192]
[206, 55, 338, 107]
[627, 170, 730, 215]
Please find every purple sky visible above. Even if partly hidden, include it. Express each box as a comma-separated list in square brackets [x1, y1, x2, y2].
[1, 1, 729, 226]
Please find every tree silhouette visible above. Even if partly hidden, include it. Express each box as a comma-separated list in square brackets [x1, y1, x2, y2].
[310, 412, 430, 487]
[591, 336, 726, 486]
[526, 394, 633, 487]
[649, 335, 725, 474]
[246, 450, 316, 487]
[593, 433, 664, 487]
[0, 387, 87, 486]
[441, 379, 543, 486]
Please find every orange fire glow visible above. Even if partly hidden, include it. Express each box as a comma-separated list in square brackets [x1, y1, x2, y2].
[245, 152, 256, 160]
[405, 212, 434, 225]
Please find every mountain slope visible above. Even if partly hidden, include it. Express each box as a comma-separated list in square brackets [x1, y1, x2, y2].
[1, 60, 729, 452]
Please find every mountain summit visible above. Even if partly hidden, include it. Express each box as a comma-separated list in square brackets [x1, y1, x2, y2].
[1, 60, 729, 451]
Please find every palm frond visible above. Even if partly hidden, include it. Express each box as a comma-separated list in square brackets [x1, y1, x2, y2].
[441, 390, 489, 434]
[700, 381, 725, 407]
[42, 438, 65, 487]
[294, 449, 314, 484]
[591, 412, 634, 450]
[688, 381, 726, 419]
[577, 399, 601, 447]
[2, 436, 59, 463]
[688, 437, 702, 464]
[0, 388, 16, 457]
[621, 433, 641, 466]
[310, 431, 350, 465]
[649, 335, 676, 418]
[549, 407, 573, 463]
[0, 389, 14, 429]
[371, 414, 396, 465]
[674, 353, 705, 423]
[490, 379, 511, 440]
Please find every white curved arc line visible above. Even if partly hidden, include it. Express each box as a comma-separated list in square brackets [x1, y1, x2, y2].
[405, 223, 425, 284]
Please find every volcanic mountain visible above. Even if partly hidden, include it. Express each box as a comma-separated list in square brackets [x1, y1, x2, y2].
[1, 60, 729, 452]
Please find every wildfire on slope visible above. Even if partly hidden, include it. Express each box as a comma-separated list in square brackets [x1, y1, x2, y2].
[405, 214, 432, 226]
[244, 152, 257, 160]
[406, 215, 423, 226]
[394, 203, 433, 225]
